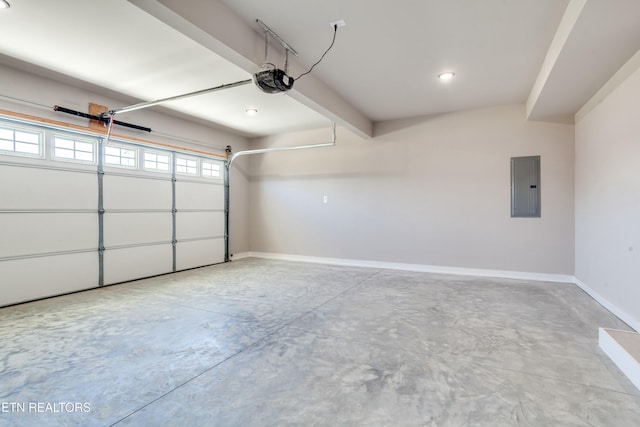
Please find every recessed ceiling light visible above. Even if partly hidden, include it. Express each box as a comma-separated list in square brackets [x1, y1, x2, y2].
[0, 1, 10, 9]
[438, 72, 455, 81]
[245, 108, 258, 115]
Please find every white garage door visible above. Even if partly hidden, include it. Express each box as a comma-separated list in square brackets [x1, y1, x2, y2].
[0, 117, 226, 306]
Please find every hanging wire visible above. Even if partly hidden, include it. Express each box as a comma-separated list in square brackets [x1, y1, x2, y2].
[0, 94, 53, 111]
[104, 114, 116, 146]
[294, 25, 338, 81]
[150, 130, 227, 152]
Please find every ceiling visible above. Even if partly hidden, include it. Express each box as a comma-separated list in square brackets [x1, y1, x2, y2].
[1, 0, 640, 138]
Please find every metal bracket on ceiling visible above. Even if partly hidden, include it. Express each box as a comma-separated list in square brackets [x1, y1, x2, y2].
[256, 19, 299, 56]
[256, 18, 298, 73]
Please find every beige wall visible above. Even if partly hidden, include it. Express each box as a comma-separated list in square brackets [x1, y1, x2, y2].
[575, 61, 640, 329]
[229, 153, 250, 256]
[249, 104, 575, 274]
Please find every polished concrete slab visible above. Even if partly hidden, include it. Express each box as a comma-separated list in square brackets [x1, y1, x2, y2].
[0, 258, 639, 426]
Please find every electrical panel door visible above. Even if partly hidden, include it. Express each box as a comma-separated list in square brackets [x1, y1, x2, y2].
[511, 156, 540, 218]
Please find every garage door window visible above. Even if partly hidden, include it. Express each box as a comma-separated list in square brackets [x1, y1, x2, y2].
[176, 156, 197, 175]
[0, 124, 42, 157]
[105, 145, 137, 168]
[202, 160, 221, 178]
[53, 135, 96, 163]
[144, 151, 170, 172]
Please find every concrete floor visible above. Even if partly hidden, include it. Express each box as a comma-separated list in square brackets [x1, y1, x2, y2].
[1, 258, 639, 426]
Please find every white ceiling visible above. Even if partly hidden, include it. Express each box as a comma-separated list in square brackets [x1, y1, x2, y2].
[223, 0, 570, 121]
[0, 0, 329, 136]
[1, 0, 640, 138]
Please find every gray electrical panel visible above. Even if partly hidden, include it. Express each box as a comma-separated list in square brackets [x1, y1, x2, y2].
[511, 156, 540, 218]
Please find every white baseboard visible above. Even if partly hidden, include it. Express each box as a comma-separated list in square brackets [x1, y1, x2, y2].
[574, 277, 640, 332]
[235, 251, 575, 283]
[232, 252, 639, 332]
[229, 252, 253, 261]
[599, 328, 640, 391]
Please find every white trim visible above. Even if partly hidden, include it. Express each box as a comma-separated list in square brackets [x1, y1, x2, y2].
[237, 251, 575, 283]
[599, 328, 640, 391]
[574, 277, 640, 332]
[229, 252, 252, 260]
[232, 252, 640, 332]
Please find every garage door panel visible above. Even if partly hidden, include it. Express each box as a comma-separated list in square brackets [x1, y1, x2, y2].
[103, 175, 172, 210]
[0, 117, 228, 305]
[104, 212, 172, 247]
[0, 213, 97, 258]
[0, 252, 99, 307]
[104, 245, 173, 285]
[175, 181, 223, 210]
[0, 166, 96, 209]
[176, 238, 224, 271]
[176, 212, 224, 241]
